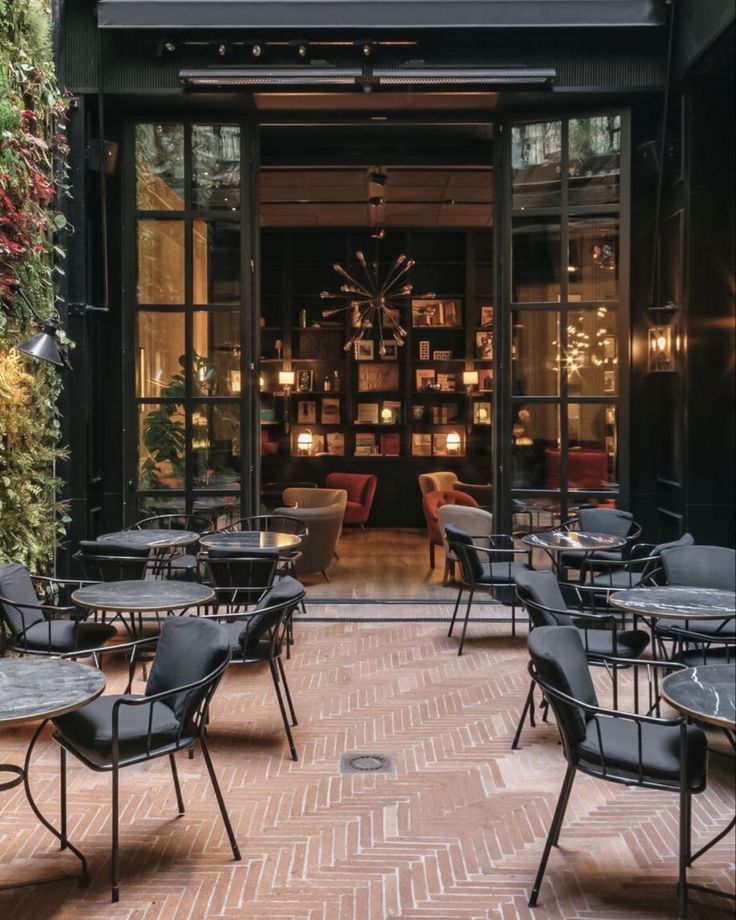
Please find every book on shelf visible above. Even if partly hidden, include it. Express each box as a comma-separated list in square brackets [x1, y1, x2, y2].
[311, 433, 325, 455]
[354, 432, 377, 456]
[356, 402, 379, 424]
[379, 432, 400, 456]
[326, 432, 345, 456]
[432, 433, 449, 456]
[412, 433, 432, 457]
[321, 397, 340, 424]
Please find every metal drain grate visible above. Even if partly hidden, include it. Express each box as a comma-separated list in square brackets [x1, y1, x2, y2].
[340, 753, 396, 775]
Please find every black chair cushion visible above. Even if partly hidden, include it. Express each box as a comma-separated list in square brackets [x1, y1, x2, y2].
[19, 619, 116, 653]
[678, 646, 735, 667]
[578, 508, 633, 537]
[661, 545, 736, 591]
[238, 576, 304, 655]
[479, 561, 531, 584]
[528, 626, 598, 744]
[655, 618, 736, 640]
[576, 717, 707, 787]
[515, 571, 566, 611]
[590, 570, 647, 589]
[145, 618, 228, 723]
[53, 695, 181, 763]
[444, 524, 483, 581]
[0, 563, 45, 635]
[78, 541, 150, 557]
[579, 627, 650, 659]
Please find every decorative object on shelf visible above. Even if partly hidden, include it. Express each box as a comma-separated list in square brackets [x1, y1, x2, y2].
[419, 340, 430, 361]
[381, 401, 401, 424]
[446, 431, 462, 456]
[411, 405, 426, 422]
[648, 326, 674, 372]
[411, 299, 462, 327]
[358, 362, 399, 392]
[415, 368, 436, 391]
[355, 432, 377, 456]
[380, 341, 398, 360]
[332, 369, 341, 391]
[474, 402, 491, 425]
[296, 369, 313, 392]
[321, 251, 435, 354]
[433, 350, 453, 360]
[299, 309, 307, 328]
[326, 432, 345, 456]
[475, 331, 493, 359]
[432, 433, 449, 456]
[479, 306, 494, 327]
[436, 372, 456, 392]
[591, 236, 617, 271]
[297, 401, 316, 424]
[297, 429, 313, 455]
[274, 338, 283, 359]
[278, 370, 295, 432]
[380, 432, 400, 456]
[462, 370, 479, 395]
[354, 340, 374, 361]
[323, 374, 332, 391]
[230, 370, 241, 394]
[478, 370, 493, 392]
[356, 403, 380, 424]
[321, 398, 340, 424]
[412, 433, 432, 457]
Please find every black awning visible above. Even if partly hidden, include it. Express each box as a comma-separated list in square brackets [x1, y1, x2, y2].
[97, 1, 665, 31]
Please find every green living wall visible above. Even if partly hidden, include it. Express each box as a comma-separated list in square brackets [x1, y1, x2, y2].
[0, 0, 70, 570]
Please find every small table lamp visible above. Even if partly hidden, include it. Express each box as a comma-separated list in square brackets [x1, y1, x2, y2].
[447, 430, 462, 455]
[297, 429, 313, 456]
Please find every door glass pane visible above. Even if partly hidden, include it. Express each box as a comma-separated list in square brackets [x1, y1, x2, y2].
[512, 121, 561, 209]
[568, 403, 618, 490]
[193, 311, 241, 396]
[192, 220, 241, 303]
[192, 126, 241, 210]
[511, 403, 560, 489]
[567, 307, 618, 397]
[568, 116, 621, 206]
[512, 311, 560, 395]
[568, 217, 619, 302]
[137, 220, 185, 303]
[136, 124, 184, 211]
[136, 312, 185, 398]
[192, 404, 241, 489]
[512, 218, 561, 302]
[138, 403, 185, 490]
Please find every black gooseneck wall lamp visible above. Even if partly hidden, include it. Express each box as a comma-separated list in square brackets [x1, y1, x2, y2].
[2, 282, 66, 367]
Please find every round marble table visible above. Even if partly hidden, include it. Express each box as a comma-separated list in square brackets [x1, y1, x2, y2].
[522, 530, 627, 573]
[98, 529, 200, 550]
[72, 579, 214, 614]
[199, 531, 301, 554]
[662, 663, 736, 730]
[0, 658, 105, 886]
[609, 586, 736, 621]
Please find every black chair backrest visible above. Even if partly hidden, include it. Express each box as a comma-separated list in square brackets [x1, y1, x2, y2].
[577, 508, 634, 539]
[0, 562, 44, 636]
[77, 541, 150, 581]
[515, 571, 573, 627]
[206, 547, 279, 605]
[134, 513, 211, 534]
[444, 524, 483, 582]
[527, 625, 598, 746]
[146, 617, 229, 724]
[233, 514, 307, 536]
[238, 575, 305, 656]
[661, 545, 736, 591]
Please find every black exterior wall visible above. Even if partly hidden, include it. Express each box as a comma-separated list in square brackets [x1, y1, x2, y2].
[52, 0, 735, 569]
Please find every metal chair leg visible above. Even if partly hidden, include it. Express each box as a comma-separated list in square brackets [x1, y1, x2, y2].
[60, 747, 68, 850]
[321, 569, 330, 582]
[528, 763, 576, 907]
[111, 764, 120, 903]
[270, 660, 298, 761]
[169, 753, 185, 815]
[277, 657, 298, 726]
[199, 737, 241, 861]
[458, 587, 475, 656]
[429, 543, 435, 569]
[512, 682, 536, 750]
[448, 587, 463, 637]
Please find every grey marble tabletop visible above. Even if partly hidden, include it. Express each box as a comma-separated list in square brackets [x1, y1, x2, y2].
[199, 531, 301, 552]
[522, 530, 627, 552]
[72, 580, 215, 613]
[0, 659, 105, 728]
[609, 586, 736, 620]
[98, 529, 200, 550]
[662, 664, 736, 729]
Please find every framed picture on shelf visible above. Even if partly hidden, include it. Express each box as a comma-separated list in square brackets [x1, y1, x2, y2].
[321, 397, 340, 424]
[311, 433, 325, 455]
[355, 432, 377, 456]
[474, 402, 492, 425]
[380, 341, 398, 360]
[356, 402, 379, 424]
[479, 305, 494, 327]
[380, 432, 400, 456]
[296, 369, 313, 392]
[433, 350, 453, 360]
[432, 433, 449, 456]
[411, 433, 432, 457]
[478, 370, 494, 392]
[354, 340, 374, 361]
[604, 370, 616, 393]
[358, 362, 399, 392]
[415, 368, 436, 391]
[411, 404, 427, 422]
[326, 432, 345, 456]
[411, 299, 462, 327]
[297, 400, 317, 424]
[475, 332, 494, 359]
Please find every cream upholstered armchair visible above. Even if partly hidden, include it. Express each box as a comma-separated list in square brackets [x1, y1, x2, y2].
[282, 487, 347, 515]
[276, 488, 347, 581]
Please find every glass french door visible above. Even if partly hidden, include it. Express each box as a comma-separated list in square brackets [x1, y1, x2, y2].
[498, 112, 630, 527]
[124, 119, 259, 527]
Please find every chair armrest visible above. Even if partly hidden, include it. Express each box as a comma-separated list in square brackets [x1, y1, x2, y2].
[31, 575, 100, 588]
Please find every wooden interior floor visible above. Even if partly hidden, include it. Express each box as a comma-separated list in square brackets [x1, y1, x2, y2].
[0, 617, 732, 919]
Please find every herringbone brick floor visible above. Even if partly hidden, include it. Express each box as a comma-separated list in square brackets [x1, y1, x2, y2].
[0, 612, 733, 919]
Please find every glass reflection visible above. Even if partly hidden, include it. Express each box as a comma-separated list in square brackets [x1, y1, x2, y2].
[512, 121, 562, 209]
[192, 404, 241, 489]
[136, 312, 185, 398]
[512, 311, 560, 395]
[137, 220, 185, 303]
[138, 403, 185, 491]
[567, 404, 618, 490]
[511, 403, 560, 489]
[192, 220, 241, 303]
[565, 307, 618, 396]
[192, 311, 241, 396]
[136, 124, 184, 211]
[192, 126, 241, 210]
[512, 218, 561, 302]
[568, 116, 621, 206]
[568, 218, 619, 302]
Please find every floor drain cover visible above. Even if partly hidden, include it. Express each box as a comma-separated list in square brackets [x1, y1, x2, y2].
[340, 753, 396, 774]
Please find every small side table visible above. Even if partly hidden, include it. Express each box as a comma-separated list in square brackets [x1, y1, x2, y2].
[0, 658, 105, 887]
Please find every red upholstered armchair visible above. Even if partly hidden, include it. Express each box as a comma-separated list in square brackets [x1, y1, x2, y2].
[422, 489, 479, 568]
[545, 449, 608, 491]
[325, 473, 378, 530]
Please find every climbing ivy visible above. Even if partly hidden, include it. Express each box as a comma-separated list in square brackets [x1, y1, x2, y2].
[0, 0, 70, 571]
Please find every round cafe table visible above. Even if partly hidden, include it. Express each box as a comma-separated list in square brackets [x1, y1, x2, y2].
[0, 658, 105, 887]
[199, 531, 301, 554]
[609, 586, 736, 622]
[97, 529, 200, 551]
[522, 530, 627, 574]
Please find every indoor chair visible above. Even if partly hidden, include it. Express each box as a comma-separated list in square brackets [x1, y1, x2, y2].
[525, 626, 707, 916]
[273, 502, 343, 580]
[437, 503, 493, 585]
[422, 489, 478, 569]
[325, 472, 378, 531]
[51, 618, 240, 902]
[417, 471, 459, 496]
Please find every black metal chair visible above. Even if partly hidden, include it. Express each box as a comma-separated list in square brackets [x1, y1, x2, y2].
[444, 523, 533, 654]
[51, 617, 240, 902]
[0, 562, 116, 659]
[580, 533, 695, 590]
[511, 571, 650, 748]
[559, 507, 643, 575]
[205, 547, 279, 609]
[75, 541, 150, 581]
[526, 625, 707, 914]
[132, 513, 213, 580]
[202, 576, 305, 761]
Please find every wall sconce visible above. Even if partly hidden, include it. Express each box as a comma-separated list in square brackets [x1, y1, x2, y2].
[297, 429, 313, 456]
[447, 430, 462, 456]
[648, 326, 674, 372]
[3, 284, 66, 366]
[278, 370, 295, 431]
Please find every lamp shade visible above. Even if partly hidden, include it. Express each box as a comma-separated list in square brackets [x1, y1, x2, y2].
[297, 430, 313, 454]
[462, 370, 479, 387]
[17, 322, 64, 366]
[279, 370, 295, 387]
[447, 431, 462, 454]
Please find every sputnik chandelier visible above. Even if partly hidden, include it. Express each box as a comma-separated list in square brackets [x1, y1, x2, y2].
[320, 251, 435, 356]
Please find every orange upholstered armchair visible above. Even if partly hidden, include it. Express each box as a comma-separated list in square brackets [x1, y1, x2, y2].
[325, 473, 378, 530]
[422, 489, 479, 568]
